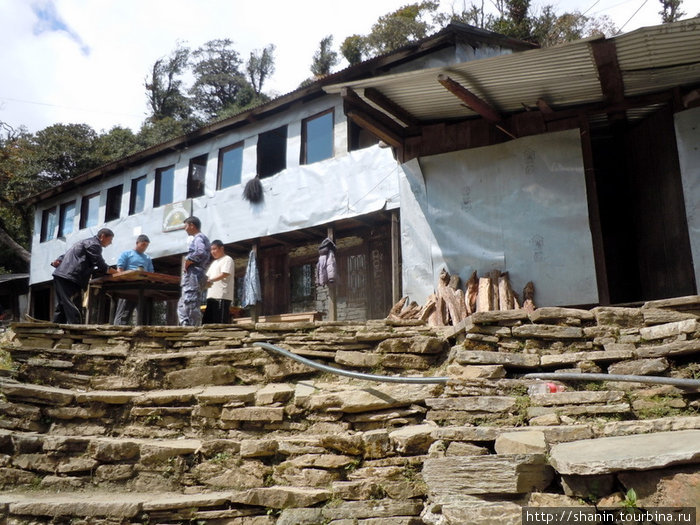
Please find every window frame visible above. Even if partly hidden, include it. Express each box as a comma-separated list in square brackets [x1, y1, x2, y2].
[79, 192, 101, 230]
[40, 206, 58, 242]
[257, 125, 288, 179]
[187, 154, 208, 199]
[57, 200, 76, 238]
[217, 142, 244, 190]
[129, 175, 147, 215]
[105, 184, 123, 222]
[301, 108, 334, 165]
[154, 165, 175, 208]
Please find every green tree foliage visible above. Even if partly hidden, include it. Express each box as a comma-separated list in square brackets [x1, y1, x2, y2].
[659, 0, 685, 23]
[144, 44, 192, 122]
[247, 44, 276, 95]
[341, 1, 439, 64]
[189, 39, 252, 121]
[311, 35, 339, 77]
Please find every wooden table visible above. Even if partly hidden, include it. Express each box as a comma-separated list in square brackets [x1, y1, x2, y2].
[88, 270, 181, 325]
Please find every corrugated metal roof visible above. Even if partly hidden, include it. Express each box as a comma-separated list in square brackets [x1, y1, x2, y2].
[324, 17, 700, 124]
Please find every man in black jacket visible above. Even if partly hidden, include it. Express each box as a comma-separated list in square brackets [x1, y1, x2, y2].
[51, 228, 117, 324]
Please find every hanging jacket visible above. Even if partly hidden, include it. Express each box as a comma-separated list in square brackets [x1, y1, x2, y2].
[242, 249, 262, 307]
[316, 237, 337, 286]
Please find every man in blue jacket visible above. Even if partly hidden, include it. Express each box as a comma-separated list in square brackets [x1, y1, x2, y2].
[178, 216, 211, 326]
[51, 228, 117, 324]
[113, 234, 154, 325]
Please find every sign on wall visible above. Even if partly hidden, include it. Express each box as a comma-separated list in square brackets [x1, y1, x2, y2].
[162, 200, 192, 232]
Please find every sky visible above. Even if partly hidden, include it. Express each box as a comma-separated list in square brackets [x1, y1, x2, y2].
[0, 0, 688, 135]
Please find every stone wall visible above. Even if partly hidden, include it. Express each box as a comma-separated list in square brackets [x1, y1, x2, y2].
[0, 298, 699, 524]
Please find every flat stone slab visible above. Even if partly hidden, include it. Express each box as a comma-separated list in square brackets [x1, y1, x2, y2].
[549, 430, 700, 475]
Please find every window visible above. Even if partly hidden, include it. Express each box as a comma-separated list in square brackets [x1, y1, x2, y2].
[257, 125, 287, 178]
[217, 143, 243, 189]
[291, 263, 314, 302]
[58, 201, 76, 237]
[348, 120, 379, 151]
[301, 110, 333, 164]
[347, 253, 367, 302]
[80, 192, 100, 229]
[105, 184, 123, 222]
[187, 154, 207, 198]
[129, 175, 147, 215]
[154, 165, 175, 207]
[40, 207, 58, 242]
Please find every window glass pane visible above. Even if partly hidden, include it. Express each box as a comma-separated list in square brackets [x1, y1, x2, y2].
[156, 166, 175, 207]
[257, 126, 287, 178]
[130, 176, 147, 215]
[105, 185, 123, 222]
[187, 155, 207, 198]
[41, 207, 57, 242]
[219, 145, 243, 189]
[304, 112, 333, 164]
[81, 193, 100, 229]
[58, 201, 75, 237]
[291, 264, 314, 301]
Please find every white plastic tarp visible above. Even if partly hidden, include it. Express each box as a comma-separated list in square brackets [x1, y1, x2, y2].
[675, 106, 700, 288]
[399, 128, 599, 307]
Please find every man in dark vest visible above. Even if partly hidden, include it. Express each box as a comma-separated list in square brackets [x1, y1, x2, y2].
[51, 228, 117, 324]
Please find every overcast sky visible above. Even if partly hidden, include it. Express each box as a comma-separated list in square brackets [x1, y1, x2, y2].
[0, 0, 679, 134]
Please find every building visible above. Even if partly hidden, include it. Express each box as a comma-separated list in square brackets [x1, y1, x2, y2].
[24, 23, 534, 322]
[24, 18, 700, 322]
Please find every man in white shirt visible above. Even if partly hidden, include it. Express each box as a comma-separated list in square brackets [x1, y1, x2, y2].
[203, 240, 234, 324]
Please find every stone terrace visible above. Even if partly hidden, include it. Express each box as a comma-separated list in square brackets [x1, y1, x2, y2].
[0, 297, 699, 524]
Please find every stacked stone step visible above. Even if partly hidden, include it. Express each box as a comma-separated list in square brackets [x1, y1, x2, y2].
[0, 298, 699, 524]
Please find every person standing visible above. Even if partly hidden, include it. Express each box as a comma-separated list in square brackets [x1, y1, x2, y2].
[203, 240, 234, 324]
[178, 216, 211, 326]
[113, 234, 154, 325]
[51, 228, 117, 324]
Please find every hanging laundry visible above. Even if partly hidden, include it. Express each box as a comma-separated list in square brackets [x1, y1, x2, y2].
[316, 237, 337, 286]
[242, 249, 262, 307]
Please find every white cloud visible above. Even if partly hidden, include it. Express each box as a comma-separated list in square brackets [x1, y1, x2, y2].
[0, 0, 676, 134]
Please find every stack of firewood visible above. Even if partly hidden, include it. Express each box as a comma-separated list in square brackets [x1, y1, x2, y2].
[387, 268, 535, 327]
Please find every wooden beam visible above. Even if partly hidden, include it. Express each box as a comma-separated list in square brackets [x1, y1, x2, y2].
[437, 74, 516, 139]
[590, 40, 626, 123]
[437, 74, 502, 123]
[342, 88, 408, 142]
[364, 87, 421, 127]
[391, 210, 401, 305]
[536, 98, 554, 114]
[326, 226, 337, 322]
[347, 109, 404, 149]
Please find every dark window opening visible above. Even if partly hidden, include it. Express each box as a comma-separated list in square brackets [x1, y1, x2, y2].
[291, 263, 314, 302]
[105, 184, 123, 222]
[154, 165, 175, 207]
[40, 207, 57, 242]
[301, 110, 334, 164]
[187, 154, 208, 198]
[218, 143, 243, 189]
[348, 120, 379, 151]
[80, 192, 100, 229]
[58, 201, 76, 237]
[129, 175, 147, 215]
[257, 125, 287, 178]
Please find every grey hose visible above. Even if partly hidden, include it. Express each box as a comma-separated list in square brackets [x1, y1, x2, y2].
[254, 342, 449, 384]
[524, 372, 700, 389]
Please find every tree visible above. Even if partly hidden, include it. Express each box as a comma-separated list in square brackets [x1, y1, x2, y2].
[31, 124, 101, 184]
[145, 44, 192, 122]
[189, 39, 251, 121]
[659, 0, 685, 23]
[340, 35, 367, 66]
[247, 44, 276, 95]
[311, 35, 339, 77]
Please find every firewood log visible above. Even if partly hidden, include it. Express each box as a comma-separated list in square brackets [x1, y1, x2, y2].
[498, 272, 514, 310]
[465, 270, 478, 315]
[489, 269, 500, 311]
[522, 281, 536, 313]
[388, 296, 409, 318]
[476, 277, 493, 312]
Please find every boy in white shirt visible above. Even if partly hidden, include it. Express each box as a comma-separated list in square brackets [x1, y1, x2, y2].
[203, 240, 234, 324]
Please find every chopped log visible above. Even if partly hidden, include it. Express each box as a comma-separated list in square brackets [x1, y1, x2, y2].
[465, 270, 478, 315]
[448, 274, 461, 290]
[498, 272, 515, 310]
[476, 277, 493, 312]
[522, 281, 536, 313]
[418, 295, 437, 321]
[489, 269, 500, 310]
[438, 268, 468, 324]
[454, 289, 468, 321]
[388, 296, 409, 318]
[399, 301, 420, 319]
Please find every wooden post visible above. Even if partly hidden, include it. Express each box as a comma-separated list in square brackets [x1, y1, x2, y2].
[327, 227, 337, 321]
[391, 210, 401, 305]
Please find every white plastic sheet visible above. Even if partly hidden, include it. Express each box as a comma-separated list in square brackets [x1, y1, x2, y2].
[399, 129, 599, 307]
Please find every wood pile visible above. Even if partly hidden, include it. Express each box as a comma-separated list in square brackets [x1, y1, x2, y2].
[388, 268, 536, 326]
